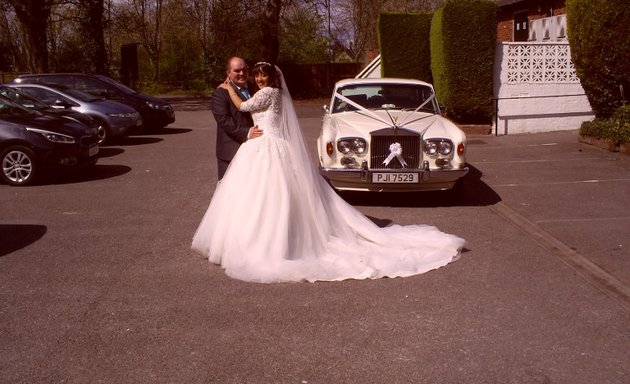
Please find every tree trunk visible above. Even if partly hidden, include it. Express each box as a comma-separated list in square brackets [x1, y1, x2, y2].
[9, 0, 53, 72]
[262, 0, 281, 62]
[79, 0, 109, 75]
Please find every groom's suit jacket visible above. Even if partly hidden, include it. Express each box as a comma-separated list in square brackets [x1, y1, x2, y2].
[211, 83, 254, 162]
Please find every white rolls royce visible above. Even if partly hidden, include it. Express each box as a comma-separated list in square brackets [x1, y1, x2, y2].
[318, 78, 469, 192]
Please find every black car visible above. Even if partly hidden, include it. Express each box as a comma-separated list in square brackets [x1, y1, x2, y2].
[0, 97, 99, 186]
[12, 73, 175, 130]
[0, 85, 101, 137]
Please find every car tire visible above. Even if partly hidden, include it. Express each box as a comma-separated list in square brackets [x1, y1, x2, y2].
[94, 119, 111, 145]
[1, 145, 38, 186]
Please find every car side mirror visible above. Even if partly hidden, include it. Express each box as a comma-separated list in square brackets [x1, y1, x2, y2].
[322, 105, 329, 114]
[54, 99, 73, 109]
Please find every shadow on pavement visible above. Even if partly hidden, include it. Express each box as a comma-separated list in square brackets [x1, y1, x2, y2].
[151, 127, 192, 135]
[41, 164, 132, 185]
[115, 136, 163, 146]
[133, 127, 193, 136]
[0, 224, 47, 257]
[96, 147, 125, 158]
[338, 164, 501, 208]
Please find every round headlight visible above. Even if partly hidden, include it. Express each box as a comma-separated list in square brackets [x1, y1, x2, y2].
[438, 140, 453, 155]
[424, 140, 438, 155]
[337, 139, 353, 154]
[352, 138, 367, 155]
[337, 137, 367, 155]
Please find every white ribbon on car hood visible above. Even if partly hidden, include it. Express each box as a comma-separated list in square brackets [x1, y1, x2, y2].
[334, 92, 392, 126]
[333, 91, 437, 134]
[382, 142, 407, 167]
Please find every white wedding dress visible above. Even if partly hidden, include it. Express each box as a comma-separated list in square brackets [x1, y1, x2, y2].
[192, 72, 466, 283]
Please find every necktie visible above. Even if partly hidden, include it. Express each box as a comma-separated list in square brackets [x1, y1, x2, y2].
[241, 88, 251, 99]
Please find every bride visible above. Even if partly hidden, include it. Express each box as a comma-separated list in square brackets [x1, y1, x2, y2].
[192, 62, 466, 283]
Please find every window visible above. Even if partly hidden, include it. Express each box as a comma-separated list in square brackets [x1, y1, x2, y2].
[513, 11, 529, 42]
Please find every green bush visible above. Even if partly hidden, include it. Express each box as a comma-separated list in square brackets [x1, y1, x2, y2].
[138, 81, 169, 95]
[430, 0, 497, 124]
[567, 0, 630, 118]
[613, 105, 630, 143]
[378, 12, 433, 82]
[580, 104, 630, 144]
[613, 104, 630, 121]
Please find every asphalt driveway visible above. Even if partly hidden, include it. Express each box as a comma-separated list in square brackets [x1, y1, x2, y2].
[1, 99, 628, 383]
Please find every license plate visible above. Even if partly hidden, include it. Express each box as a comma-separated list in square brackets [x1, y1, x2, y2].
[89, 145, 99, 156]
[372, 172, 419, 183]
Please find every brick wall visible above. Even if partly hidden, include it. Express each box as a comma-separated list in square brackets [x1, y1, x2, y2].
[497, 19, 514, 42]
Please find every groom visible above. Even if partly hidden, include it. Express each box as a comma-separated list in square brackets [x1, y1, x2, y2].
[211, 56, 263, 179]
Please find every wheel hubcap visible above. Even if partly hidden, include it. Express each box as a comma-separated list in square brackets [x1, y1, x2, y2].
[2, 151, 33, 183]
[97, 125, 106, 144]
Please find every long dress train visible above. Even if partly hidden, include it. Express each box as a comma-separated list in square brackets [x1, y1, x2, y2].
[192, 72, 466, 283]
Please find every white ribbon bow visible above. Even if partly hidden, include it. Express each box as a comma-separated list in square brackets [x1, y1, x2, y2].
[383, 142, 407, 168]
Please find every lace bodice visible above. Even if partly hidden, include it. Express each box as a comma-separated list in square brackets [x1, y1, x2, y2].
[239, 87, 282, 136]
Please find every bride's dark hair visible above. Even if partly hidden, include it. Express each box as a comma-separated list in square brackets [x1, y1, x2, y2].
[252, 62, 282, 89]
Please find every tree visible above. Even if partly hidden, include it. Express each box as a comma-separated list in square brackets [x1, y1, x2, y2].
[262, 0, 281, 62]
[278, 1, 328, 64]
[77, 0, 109, 74]
[567, 0, 630, 118]
[332, 0, 446, 63]
[339, 0, 388, 62]
[139, 0, 164, 81]
[114, 0, 167, 81]
[5, 0, 55, 72]
[0, 1, 24, 71]
[44, 1, 108, 73]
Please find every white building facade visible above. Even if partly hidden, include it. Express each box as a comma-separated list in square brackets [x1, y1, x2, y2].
[493, 12, 594, 134]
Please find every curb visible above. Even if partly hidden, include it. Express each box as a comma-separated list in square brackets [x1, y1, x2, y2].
[458, 124, 492, 135]
[578, 134, 630, 154]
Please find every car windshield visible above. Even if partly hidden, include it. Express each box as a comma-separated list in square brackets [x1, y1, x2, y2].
[332, 83, 438, 114]
[0, 97, 40, 118]
[94, 75, 137, 94]
[47, 86, 101, 102]
[0, 87, 49, 110]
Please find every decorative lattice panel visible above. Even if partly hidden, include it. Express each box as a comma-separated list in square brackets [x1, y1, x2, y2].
[506, 43, 580, 84]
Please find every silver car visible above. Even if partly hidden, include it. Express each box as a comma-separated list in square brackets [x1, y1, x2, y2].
[9, 83, 142, 144]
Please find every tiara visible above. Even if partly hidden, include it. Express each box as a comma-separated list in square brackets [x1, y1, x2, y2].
[255, 61, 272, 67]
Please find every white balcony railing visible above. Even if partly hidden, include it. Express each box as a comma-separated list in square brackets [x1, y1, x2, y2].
[529, 14, 568, 42]
[505, 43, 580, 84]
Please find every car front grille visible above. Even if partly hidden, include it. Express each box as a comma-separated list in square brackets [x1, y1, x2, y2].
[80, 134, 99, 148]
[370, 128, 421, 169]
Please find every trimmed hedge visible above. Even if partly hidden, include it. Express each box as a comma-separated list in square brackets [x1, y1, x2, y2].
[580, 104, 630, 144]
[567, 0, 630, 119]
[430, 0, 496, 124]
[378, 12, 433, 82]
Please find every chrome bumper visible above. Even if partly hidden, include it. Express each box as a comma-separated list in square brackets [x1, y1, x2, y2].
[319, 163, 469, 192]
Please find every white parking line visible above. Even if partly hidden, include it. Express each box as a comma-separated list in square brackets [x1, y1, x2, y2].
[491, 178, 630, 188]
[536, 216, 630, 224]
[477, 157, 601, 164]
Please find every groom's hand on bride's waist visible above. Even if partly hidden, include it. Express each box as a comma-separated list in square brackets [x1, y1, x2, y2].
[247, 126, 263, 140]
